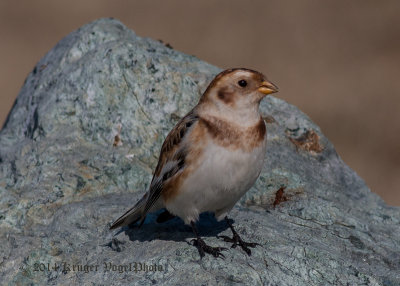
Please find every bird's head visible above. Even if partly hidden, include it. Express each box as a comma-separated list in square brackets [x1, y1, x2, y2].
[198, 68, 278, 125]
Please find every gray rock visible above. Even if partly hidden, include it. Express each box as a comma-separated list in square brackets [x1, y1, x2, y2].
[0, 18, 399, 286]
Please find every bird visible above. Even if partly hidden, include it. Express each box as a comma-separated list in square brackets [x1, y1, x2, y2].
[110, 68, 278, 258]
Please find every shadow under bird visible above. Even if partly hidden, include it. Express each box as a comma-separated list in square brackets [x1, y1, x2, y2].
[110, 68, 278, 258]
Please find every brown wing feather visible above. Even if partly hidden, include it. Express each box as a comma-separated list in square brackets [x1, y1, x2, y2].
[140, 110, 198, 220]
[154, 110, 197, 176]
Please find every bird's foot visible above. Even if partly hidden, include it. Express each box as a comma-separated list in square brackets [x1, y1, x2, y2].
[218, 232, 260, 256]
[191, 238, 227, 259]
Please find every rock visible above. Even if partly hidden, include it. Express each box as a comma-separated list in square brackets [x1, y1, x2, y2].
[0, 18, 399, 286]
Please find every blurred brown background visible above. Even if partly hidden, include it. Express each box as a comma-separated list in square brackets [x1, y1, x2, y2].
[0, 1, 399, 205]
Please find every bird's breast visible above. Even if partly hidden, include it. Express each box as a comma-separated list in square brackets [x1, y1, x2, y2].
[183, 116, 267, 197]
[198, 116, 266, 152]
[163, 123, 267, 223]
[197, 138, 267, 191]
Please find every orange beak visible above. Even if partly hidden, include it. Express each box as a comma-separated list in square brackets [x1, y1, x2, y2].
[258, 81, 278, 95]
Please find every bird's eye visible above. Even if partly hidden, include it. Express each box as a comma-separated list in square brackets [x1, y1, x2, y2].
[238, 80, 247, 87]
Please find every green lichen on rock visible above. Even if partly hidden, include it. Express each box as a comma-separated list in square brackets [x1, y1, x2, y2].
[0, 18, 399, 286]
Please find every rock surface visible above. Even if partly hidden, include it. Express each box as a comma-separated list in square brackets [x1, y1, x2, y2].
[0, 18, 399, 286]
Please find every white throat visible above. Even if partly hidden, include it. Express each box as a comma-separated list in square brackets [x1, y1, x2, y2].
[198, 101, 261, 127]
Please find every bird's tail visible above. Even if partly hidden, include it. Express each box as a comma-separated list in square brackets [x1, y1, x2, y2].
[109, 194, 147, 230]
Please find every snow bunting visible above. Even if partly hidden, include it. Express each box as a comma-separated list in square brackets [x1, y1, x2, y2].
[110, 68, 278, 258]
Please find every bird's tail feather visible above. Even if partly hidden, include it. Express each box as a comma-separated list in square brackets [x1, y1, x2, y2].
[109, 195, 147, 230]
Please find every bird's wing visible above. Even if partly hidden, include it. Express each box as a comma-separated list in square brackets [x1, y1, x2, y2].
[140, 110, 198, 222]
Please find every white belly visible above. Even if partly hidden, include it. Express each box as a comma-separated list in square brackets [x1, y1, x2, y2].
[166, 138, 267, 224]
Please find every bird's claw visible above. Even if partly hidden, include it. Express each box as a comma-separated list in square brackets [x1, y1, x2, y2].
[191, 238, 227, 259]
[217, 234, 260, 256]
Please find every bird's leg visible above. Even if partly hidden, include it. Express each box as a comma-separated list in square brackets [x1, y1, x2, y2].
[218, 216, 260, 255]
[190, 221, 227, 259]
